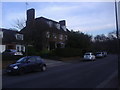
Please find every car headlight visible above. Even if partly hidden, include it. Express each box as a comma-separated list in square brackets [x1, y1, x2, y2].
[13, 66, 18, 69]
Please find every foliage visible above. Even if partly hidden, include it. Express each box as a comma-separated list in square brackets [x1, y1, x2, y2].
[93, 31, 119, 54]
[2, 55, 23, 61]
[13, 18, 26, 30]
[66, 31, 92, 50]
[26, 46, 38, 56]
[53, 48, 82, 57]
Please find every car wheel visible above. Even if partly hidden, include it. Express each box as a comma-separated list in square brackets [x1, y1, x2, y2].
[41, 65, 46, 72]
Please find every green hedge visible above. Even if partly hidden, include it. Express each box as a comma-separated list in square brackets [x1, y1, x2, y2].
[2, 55, 23, 61]
[53, 48, 82, 57]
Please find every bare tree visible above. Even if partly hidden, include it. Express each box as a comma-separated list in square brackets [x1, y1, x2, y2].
[12, 18, 26, 30]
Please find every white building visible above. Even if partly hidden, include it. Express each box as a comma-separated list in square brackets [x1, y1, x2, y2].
[0, 28, 25, 53]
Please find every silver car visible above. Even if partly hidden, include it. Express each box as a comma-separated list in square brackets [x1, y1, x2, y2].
[95, 52, 104, 58]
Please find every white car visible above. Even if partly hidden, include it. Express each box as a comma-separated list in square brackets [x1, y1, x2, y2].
[84, 52, 96, 61]
[102, 52, 107, 57]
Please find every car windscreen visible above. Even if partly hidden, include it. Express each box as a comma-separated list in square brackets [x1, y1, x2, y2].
[16, 57, 29, 63]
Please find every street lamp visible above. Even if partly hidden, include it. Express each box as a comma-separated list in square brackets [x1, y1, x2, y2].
[115, 0, 120, 88]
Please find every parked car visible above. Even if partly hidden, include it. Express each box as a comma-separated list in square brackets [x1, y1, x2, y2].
[6, 56, 47, 75]
[84, 52, 96, 61]
[102, 52, 107, 57]
[2, 49, 23, 56]
[95, 52, 104, 58]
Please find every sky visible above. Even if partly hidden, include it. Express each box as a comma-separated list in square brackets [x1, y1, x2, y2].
[1, 1, 119, 36]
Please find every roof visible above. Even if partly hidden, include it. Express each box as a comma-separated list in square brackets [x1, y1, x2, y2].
[35, 17, 58, 24]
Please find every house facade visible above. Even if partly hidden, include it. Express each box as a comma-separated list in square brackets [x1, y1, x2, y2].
[21, 8, 69, 50]
[0, 28, 25, 53]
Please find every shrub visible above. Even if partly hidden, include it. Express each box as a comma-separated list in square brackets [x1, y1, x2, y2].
[54, 48, 82, 57]
[26, 46, 38, 56]
[2, 55, 23, 61]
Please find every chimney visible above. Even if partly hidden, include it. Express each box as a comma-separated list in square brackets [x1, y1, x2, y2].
[59, 20, 66, 26]
[59, 20, 66, 31]
[26, 8, 35, 27]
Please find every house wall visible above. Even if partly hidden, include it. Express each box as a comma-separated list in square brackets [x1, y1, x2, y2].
[0, 31, 3, 38]
[0, 45, 6, 53]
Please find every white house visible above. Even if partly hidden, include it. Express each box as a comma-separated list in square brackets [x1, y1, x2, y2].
[0, 28, 25, 53]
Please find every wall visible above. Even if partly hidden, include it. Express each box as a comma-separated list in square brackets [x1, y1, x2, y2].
[0, 45, 6, 53]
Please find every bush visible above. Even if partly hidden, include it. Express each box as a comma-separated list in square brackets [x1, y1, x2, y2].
[2, 55, 23, 61]
[26, 46, 38, 56]
[54, 48, 82, 57]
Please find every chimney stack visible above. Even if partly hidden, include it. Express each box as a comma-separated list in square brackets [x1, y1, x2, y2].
[59, 20, 66, 31]
[26, 8, 35, 27]
[59, 20, 66, 26]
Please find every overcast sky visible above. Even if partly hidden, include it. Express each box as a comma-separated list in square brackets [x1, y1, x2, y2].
[1, 1, 118, 36]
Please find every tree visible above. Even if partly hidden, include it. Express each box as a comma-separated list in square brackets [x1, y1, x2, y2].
[66, 31, 92, 50]
[12, 18, 26, 30]
[93, 31, 118, 53]
[94, 34, 108, 42]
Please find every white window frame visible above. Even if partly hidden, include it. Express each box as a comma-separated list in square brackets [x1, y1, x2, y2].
[47, 21, 53, 27]
[59, 34, 63, 40]
[15, 34, 23, 40]
[53, 33, 57, 39]
[56, 23, 60, 29]
[46, 32, 50, 38]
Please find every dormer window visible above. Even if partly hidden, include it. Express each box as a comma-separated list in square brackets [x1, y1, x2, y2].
[56, 23, 60, 29]
[15, 34, 23, 40]
[47, 21, 53, 27]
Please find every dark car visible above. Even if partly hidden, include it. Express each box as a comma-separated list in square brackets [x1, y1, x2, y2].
[2, 49, 23, 56]
[6, 56, 46, 75]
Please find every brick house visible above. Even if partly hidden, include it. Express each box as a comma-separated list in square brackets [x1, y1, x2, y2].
[0, 28, 25, 53]
[21, 8, 69, 50]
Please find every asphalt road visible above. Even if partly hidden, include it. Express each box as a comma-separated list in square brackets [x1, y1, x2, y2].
[2, 54, 118, 88]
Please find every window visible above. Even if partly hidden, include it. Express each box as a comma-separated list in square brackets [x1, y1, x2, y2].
[16, 34, 23, 40]
[46, 32, 50, 38]
[17, 46, 19, 52]
[59, 34, 63, 40]
[53, 33, 57, 39]
[65, 35, 67, 40]
[21, 46, 25, 52]
[28, 57, 36, 63]
[56, 23, 60, 29]
[47, 21, 53, 27]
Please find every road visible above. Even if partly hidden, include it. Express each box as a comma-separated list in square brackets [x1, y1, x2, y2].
[2, 54, 118, 88]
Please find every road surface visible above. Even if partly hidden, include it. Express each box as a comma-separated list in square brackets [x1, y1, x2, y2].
[2, 54, 118, 88]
